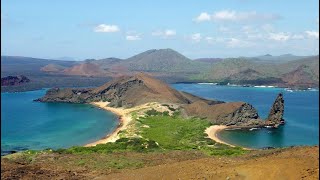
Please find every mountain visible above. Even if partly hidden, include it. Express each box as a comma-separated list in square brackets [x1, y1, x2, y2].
[63, 62, 107, 77]
[198, 55, 319, 88]
[1, 56, 79, 76]
[118, 49, 209, 73]
[2, 51, 318, 90]
[40, 64, 67, 73]
[252, 54, 310, 64]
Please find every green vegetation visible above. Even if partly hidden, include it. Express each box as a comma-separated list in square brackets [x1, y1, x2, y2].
[6, 109, 247, 161]
[137, 111, 246, 156]
[54, 138, 160, 154]
[47, 109, 247, 156]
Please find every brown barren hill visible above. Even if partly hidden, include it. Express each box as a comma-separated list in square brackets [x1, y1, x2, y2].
[100, 146, 319, 180]
[40, 64, 66, 73]
[281, 64, 319, 88]
[91, 72, 195, 107]
[63, 62, 106, 77]
[2, 146, 317, 179]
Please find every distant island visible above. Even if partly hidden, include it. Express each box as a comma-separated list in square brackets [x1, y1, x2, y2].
[1, 49, 319, 92]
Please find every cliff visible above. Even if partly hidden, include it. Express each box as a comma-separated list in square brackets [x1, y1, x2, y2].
[265, 93, 285, 127]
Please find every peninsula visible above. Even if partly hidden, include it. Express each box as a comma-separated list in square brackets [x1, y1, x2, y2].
[35, 72, 285, 146]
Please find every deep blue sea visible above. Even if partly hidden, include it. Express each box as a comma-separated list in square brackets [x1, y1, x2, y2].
[173, 84, 319, 149]
[1, 84, 319, 153]
[1, 89, 118, 155]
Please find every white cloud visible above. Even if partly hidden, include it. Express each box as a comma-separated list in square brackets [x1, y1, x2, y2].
[194, 10, 280, 23]
[269, 32, 291, 41]
[151, 29, 176, 38]
[94, 24, 120, 32]
[164, 30, 176, 36]
[191, 33, 202, 42]
[305, 31, 319, 39]
[316, 18, 319, 24]
[194, 12, 211, 22]
[126, 35, 141, 41]
[226, 38, 253, 48]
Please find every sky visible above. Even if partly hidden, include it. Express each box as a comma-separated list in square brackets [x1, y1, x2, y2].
[1, 0, 319, 60]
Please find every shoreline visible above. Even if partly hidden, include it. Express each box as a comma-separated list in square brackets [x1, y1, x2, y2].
[205, 125, 253, 150]
[86, 102, 255, 150]
[84, 102, 132, 147]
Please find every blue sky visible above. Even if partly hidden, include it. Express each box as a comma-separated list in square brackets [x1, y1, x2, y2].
[1, 0, 319, 60]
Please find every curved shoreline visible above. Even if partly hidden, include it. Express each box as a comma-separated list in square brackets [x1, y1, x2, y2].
[205, 125, 253, 150]
[85, 102, 254, 150]
[84, 102, 132, 147]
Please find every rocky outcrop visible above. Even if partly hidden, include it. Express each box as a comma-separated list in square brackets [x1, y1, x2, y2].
[1, 75, 30, 86]
[265, 93, 285, 127]
[183, 101, 264, 126]
[217, 103, 263, 126]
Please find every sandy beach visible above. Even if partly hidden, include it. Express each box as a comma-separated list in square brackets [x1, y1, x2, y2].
[205, 125, 235, 147]
[86, 102, 253, 150]
[205, 125, 252, 150]
[205, 125, 253, 150]
[85, 101, 165, 147]
[84, 101, 132, 147]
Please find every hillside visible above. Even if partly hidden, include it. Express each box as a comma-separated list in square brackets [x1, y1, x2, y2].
[197, 55, 319, 88]
[1, 56, 78, 76]
[2, 52, 318, 91]
[193, 58, 223, 64]
[252, 54, 310, 64]
[40, 64, 67, 73]
[120, 49, 209, 73]
[63, 62, 107, 77]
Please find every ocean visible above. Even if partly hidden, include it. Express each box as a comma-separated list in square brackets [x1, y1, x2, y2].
[173, 84, 319, 149]
[1, 84, 319, 154]
[1, 89, 118, 155]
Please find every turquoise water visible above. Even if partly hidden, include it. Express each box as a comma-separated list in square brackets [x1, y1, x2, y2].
[1, 89, 118, 154]
[1, 85, 319, 153]
[172, 84, 319, 149]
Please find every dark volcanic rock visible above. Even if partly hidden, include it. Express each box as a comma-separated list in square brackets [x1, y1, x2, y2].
[1, 75, 30, 86]
[217, 103, 262, 126]
[183, 101, 264, 126]
[265, 93, 285, 127]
